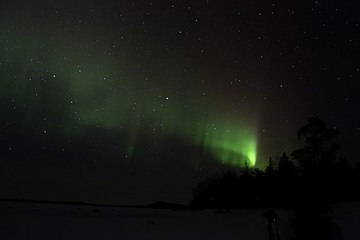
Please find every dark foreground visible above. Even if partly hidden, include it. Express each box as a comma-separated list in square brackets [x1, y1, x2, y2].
[0, 201, 359, 240]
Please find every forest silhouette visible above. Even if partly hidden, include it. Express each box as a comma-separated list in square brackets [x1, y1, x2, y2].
[191, 117, 358, 239]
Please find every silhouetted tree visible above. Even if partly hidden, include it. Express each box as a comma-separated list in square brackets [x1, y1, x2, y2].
[290, 118, 343, 240]
[278, 153, 298, 180]
[265, 157, 276, 179]
[275, 152, 299, 206]
[291, 117, 339, 177]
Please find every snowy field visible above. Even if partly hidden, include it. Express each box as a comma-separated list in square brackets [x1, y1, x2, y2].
[0, 201, 359, 239]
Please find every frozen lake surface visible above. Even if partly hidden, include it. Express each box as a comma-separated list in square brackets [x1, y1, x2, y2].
[0, 201, 359, 239]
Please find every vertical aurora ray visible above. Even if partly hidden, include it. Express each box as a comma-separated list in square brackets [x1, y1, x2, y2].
[196, 121, 257, 167]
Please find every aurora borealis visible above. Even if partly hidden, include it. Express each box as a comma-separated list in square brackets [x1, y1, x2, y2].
[0, 25, 259, 167]
[0, 0, 359, 204]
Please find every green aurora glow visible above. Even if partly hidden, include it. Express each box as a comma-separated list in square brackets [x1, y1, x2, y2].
[0, 15, 259, 168]
[199, 125, 257, 167]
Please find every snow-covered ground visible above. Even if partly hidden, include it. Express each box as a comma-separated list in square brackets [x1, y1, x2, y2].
[0, 201, 358, 239]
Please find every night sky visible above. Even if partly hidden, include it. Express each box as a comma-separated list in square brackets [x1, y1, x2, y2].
[0, 0, 359, 204]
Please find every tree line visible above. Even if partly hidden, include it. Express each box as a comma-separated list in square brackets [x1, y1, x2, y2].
[191, 117, 359, 239]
